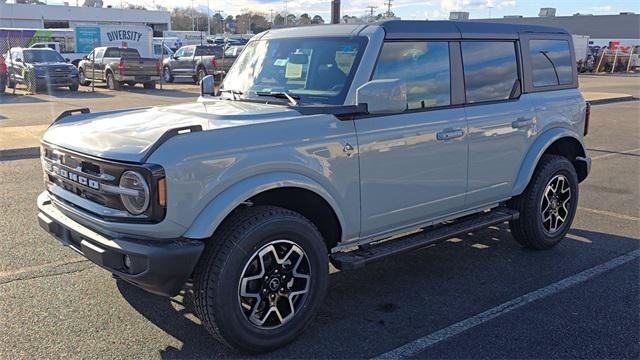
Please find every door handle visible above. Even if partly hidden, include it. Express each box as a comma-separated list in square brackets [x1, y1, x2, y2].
[512, 117, 535, 129]
[436, 128, 464, 141]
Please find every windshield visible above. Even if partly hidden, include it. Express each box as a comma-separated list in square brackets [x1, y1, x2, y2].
[220, 36, 367, 105]
[23, 50, 65, 63]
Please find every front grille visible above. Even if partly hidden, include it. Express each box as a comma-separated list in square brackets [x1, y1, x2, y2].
[40, 143, 166, 223]
[42, 145, 127, 212]
[46, 67, 72, 77]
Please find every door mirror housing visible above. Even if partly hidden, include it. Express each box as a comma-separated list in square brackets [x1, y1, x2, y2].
[200, 74, 215, 96]
[356, 79, 407, 115]
[82, 55, 88, 60]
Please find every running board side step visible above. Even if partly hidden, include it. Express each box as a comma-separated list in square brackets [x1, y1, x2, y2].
[330, 208, 519, 270]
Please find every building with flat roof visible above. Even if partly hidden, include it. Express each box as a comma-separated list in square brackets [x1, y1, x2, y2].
[0, 2, 170, 36]
[469, 13, 639, 40]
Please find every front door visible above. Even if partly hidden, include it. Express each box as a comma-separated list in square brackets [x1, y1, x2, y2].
[460, 41, 537, 207]
[356, 41, 468, 238]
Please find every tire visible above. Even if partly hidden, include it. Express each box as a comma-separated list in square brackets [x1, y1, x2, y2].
[163, 66, 174, 83]
[143, 81, 156, 89]
[25, 73, 38, 93]
[192, 205, 328, 353]
[69, 83, 79, 92]
[78, 69, 90, 86]
[192, 74, 199, 84]
[197, 67, 207, 84]
[508, 154, 579, 250]
[106, 72, 120, 90]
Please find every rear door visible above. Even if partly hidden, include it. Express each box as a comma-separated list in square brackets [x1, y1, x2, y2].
[93, 48, 107, 80]
[461, 40, 537, 208]
[177, 46, 195, 75]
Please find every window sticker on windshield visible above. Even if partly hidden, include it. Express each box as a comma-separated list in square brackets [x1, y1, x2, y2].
[285, 62, 303, 78]
[274, 58, 288, 66]
[335, 51, 357, 74]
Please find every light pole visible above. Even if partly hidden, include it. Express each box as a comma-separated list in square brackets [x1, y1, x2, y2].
[207, 0, 211, 36]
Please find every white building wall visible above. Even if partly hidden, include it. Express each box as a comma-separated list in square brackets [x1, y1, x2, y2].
[0, 3, 170, 30]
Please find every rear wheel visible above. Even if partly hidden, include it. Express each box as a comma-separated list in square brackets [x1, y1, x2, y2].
[197, 67, 207, 84]
[193, 205, 328, 353]
[106, 72, 120, 90]
[508, 155, 579, 249]
[69, 83, 79, 92]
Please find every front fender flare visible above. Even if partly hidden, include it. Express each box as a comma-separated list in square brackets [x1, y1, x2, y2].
[182, 172, 346, 240]
[512, 128, 586, 196]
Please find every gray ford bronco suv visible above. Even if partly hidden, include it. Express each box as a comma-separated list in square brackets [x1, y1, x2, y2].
[37, 21, 591, 353]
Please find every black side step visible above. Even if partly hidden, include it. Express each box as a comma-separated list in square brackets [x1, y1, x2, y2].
[331, 208, 519, 270]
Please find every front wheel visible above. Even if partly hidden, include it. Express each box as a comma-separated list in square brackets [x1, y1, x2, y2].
[78, 69, 90, 86]
[193, 205, 328, 353]
[163, 67, 174, 83]
[197, 67, 207, 84]
[508, 154, 579, 249]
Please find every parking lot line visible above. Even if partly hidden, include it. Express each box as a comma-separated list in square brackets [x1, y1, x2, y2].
[373, 249, 640, 359]
[591, 147, 640, 160]
[578, 207, 640, 222]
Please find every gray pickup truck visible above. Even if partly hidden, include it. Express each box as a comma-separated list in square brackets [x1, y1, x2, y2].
[78, 47, 160, 90]
[37, 21, 590, 353]
[161, 44, 223, 83]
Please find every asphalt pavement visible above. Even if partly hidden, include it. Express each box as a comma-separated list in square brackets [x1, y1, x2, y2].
[0, 89, 638, 359]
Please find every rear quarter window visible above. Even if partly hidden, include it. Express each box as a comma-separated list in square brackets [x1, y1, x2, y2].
[461, 41, 519, 103]
[529, 39, 573, 87]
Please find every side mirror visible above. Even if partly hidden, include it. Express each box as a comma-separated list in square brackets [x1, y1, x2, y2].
[200, 74, 215, 96]
[65, 58, 70, 63]
[82, 55, 88, 60]
[356, 79, 407, 115]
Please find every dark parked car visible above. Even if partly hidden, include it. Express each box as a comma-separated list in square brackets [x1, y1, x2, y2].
[78, 47, 160, 90]
[162, 45, 222, 83]
[5, 47, 79, 93]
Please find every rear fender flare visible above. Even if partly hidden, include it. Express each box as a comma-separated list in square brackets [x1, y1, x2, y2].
[512, 128, 586, 196]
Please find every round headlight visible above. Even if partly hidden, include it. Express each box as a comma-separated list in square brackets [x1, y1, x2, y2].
[119, 171, 150, 215]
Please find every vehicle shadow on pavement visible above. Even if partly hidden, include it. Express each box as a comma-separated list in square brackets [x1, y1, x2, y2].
[117, 225, 639, 359]
[121, 86, 200, 98]
[0, 92, 50, 104]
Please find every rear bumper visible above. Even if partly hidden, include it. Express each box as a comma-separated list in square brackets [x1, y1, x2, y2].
[37, 192, 203, 297]
[119, 75, 160, 82]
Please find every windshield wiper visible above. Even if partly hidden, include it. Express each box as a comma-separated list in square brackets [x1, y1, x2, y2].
[255, 91, 300, 106]
[219, 89, 243, 100]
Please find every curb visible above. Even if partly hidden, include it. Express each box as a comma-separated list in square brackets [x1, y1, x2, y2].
[589, 96, 637, 106]
[0, 147, 40, 161]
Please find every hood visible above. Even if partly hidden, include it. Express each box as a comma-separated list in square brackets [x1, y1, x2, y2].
[42, 100, 301, 163]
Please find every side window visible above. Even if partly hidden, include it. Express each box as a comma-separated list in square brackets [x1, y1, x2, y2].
[32, 44, 43, 48]
[461, 41, 519, 103]
[529, 39, 573, 87]
[96, 49, 107, 58]
[373, 41, 451, 109]
[182, 47, 194, 57]
[174, 48, 185, 58]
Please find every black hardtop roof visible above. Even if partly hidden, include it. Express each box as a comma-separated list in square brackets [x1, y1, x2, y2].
[377, 20, 568, 39]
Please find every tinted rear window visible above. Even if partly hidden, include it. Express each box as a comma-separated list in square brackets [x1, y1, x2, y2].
[461, 41, 519, 103]
[195, 46, 222, 57]
[529, 39, 573, 87]
[104, 48, 140, 58]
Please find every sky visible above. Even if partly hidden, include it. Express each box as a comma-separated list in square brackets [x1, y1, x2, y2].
[44, 0, 640, 20]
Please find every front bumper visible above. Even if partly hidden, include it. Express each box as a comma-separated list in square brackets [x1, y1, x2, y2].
[37, 192, 204, 297]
